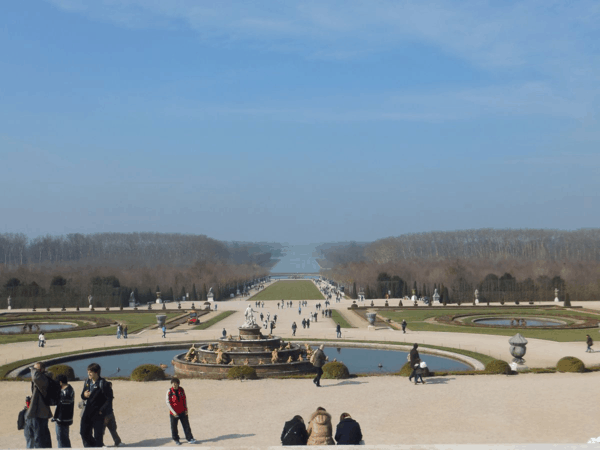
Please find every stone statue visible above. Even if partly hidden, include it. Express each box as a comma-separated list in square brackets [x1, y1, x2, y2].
[554, 288, 560, 302]
[216, 349, 226, 365]
[287, 356, 293, 363]
[88, 295, 93, 305]
[474, 289, 479, 300]
[209, 287, 213, 294]
[271, 348, 279, 364]
[130, 291, 135, 301]
[258, 359, 265, 365]
[243, 358, 250, 366]
[242, 304, 257, 328]
[7, 295, 11, 310]
[184, 345, 197, 361]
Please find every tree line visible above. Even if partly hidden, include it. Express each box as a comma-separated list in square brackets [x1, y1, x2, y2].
[320, 229, 600, 302]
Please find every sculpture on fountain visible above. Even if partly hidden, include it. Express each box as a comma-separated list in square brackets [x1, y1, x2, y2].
[554, 288, 560, 302]
[7, 295, 11, 310]
[88, 295, 94, 310]
[242, 304, 257, 328]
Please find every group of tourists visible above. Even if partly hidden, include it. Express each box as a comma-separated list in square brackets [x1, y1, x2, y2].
[21, 361, 121, 448]
[116, 324, 128, 339]
[281, 408, 363, 445]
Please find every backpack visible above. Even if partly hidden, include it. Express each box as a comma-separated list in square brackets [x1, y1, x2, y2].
[17, 408, 26, 430]
[43, 374, 62, 406]
[309, 351, 316, 364]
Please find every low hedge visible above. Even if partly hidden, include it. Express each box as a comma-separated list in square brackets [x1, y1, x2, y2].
[47, 364, 76, 381]
[322, 361, 350, 379]
[130, 364, 166, 382]
[485, 359, 511, 374]
[227, 366, 258, 380]
[556, 356, 585, 373]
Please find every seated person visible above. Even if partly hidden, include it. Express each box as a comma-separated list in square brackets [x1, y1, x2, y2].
[335, 413, 363, 445]
[281, 415, 308, 446]
[307, 407, 334, 445]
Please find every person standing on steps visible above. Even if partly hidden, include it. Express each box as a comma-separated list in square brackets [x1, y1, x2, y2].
[408, 343, 420, 385]
[311, 345, 327, 387]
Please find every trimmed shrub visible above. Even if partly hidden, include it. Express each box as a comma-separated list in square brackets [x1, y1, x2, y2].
[227, 366, 257, 380]
[322, 361, 350, 379]
[398, 362, 412, 377]
[47, 364, 76, 381]
[130, 364, 166, 382]
[485, 359, 511, 374]
[556, 356, 585, 373]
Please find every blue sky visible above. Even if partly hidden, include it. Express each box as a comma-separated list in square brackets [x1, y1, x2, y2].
[1, 1, 599, 244]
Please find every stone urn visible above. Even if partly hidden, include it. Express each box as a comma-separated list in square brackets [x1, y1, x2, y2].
[156, 314, 167, 328]
[509, 333, 528, 363]
[366, 312, 377, 326]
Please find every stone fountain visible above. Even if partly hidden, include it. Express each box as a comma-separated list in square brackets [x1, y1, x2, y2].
[172, 304, 314, 379]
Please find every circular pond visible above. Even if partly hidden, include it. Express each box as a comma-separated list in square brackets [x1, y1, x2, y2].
[18, 345, 472, 379]
[0, 323, 77, 334]
[473, 318, 564, 327]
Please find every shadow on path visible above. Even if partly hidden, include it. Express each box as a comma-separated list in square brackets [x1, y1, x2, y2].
[421, 377, 454, 385]
[322, 380, 366, 387]
[129, 437, 174, 447]
[200, 433, 255, 443]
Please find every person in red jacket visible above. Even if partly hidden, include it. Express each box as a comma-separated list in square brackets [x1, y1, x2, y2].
[166, 377, 197, 446]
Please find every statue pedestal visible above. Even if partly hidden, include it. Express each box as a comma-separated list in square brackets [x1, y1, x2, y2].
[7, 306, 11, 310]
[129, 301, 136, 308]
[554, 297, 560, 302]
[510, 362, 528, 372]
[207, 293, 215, 302]
[89, 305, 93, 310]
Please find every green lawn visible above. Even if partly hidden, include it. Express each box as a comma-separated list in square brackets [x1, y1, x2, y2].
[378, 307, 600, 342]
[252, 280, 325, 301]
[0, 312, 183, 344]
[331, 310, 354, 328]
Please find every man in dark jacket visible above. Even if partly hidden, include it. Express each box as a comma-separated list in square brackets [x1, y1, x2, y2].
[80, 363, 113, 447]
[280, 415, 308, 445]
[335, 413, 363, 445]
[53, 374, 75, 448]
[26, 362, 53, 448]
[312, 344, 328, 387]
[408, 343, 420, 385]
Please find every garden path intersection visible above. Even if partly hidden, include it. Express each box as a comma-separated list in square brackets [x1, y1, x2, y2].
[1, 279, 599, 448]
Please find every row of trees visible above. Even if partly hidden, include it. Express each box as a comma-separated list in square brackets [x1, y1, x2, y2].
[1, 261, 269, 309]
[0, 232, 281, 268]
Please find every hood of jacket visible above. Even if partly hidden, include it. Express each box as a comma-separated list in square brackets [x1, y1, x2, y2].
[309, 410, 332, 425]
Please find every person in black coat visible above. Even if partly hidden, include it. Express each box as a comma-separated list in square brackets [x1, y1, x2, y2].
[335, 413, 363, 445]
[80, 363, 113, 447]
[408, 343, 420, 384]
[281, 415, 308, 445]
[54, 374, 75, 448]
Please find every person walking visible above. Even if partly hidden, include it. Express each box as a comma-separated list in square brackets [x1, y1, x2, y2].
[116, 324, 122, 339]
[298, 306, 302, 315]
[53, 374, 75, 448]
[302, 319, 306, 329]
[306, 407, 334, 445]
[123, 325, 128, 339]
[292, 322, 297, 336]
[281, 415, 308, 446]
[166, 377, 197, 446]
[80, 363, 113, 448]
[26, 362, 53, 448]
[401, 320, 407, 334]
[22, 395, 35, 449]
[334, 412, 363, 445]
[306, 318, 310, 329]
[408, 344, 420, 385]
[101, 380, 122, 447]
[336, 323, 341, 339]
[586, 334, 594, 352]
[311, 345, 327, 387]
[38, 332, 46, 348]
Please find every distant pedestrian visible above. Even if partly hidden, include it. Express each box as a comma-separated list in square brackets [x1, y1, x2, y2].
[162, 325, 167, 338]
[117, 324, 122, 339]
[335, 412, 363, 445]
[260, 313, 264, 322]
[292, 322, 297, 336]
[415, 361, 427, 384]
[298, 307, 302, 315]
[273, 314, 277, 323]
[586, 335, 594, 352]
[123, 325, 128, 339]
[166, 377, 197, 446]
[408, 344, 420, 385]
[311, 345, 327, 387]
[270, 321, 275, 334]
[38, 332, 46, 348]
[54, 374, 75, 448]
[336, 323, 341, 339]
[306, 318, 310, 329]
[401, 320, 407, 334]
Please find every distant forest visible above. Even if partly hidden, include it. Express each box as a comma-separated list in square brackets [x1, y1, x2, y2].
[0, 232, 281, 309]
[318, 229, 600, 302]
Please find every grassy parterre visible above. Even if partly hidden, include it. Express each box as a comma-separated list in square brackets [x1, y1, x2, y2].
[0, 311, 183, 344]
[378, 307, 600, 342]
[251, 280, 325, 301]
